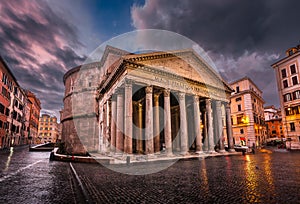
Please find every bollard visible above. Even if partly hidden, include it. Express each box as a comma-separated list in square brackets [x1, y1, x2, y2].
[49, 151, 54, 161]
[126, 156, 130, 165]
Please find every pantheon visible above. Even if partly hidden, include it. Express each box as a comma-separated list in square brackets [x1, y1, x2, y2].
[61, 46, 235, 156]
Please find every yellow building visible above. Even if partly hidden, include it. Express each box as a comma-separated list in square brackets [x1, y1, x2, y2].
[230, 77, 266, 147]
[38, 114, 59, 143]
[271, 44, 300, 149]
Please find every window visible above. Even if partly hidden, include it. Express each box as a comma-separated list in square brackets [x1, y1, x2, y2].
[290, 64, 296, 74]
[14, 100, 18, 107]
[0, 120, 3, 128]
[236, 86, 240, 93]
[293, 90, 300, 100]
[236, 97, 242, 102]
[284, 93, 292, 102]
[281, 69, 287, 78]
[0, 103, 4, 114]
[238, 104, 241, 111]
[292, 76, 298, 85]
[290, 122, 295, 132]
[5, 108, 9, 116]
[283, 80, 288, 88]
[237, 115, 243, 124]
[14, 86, 18, 95]
[240, 129, 244, 134]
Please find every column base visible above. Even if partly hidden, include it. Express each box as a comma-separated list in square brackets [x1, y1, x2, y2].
[146, 154, 156, 159]
[166, 153, 174, 157]
[196, 150, 204, 154]
[218, 149, 226, 153]
[228, 149, 236, 153]
[180, 151, 189, 156]
[208, 150, 217, 154]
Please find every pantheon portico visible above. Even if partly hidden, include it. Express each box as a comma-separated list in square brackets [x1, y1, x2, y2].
[61, 46, 235, 156]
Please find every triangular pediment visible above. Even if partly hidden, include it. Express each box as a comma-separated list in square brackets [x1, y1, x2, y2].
[124, 50, 233, 92]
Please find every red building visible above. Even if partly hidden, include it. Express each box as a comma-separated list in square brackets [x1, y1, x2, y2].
[26, 90, 41, 144]
[0, 56, 14, 148]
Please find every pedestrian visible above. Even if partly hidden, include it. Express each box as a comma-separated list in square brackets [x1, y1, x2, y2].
[252, 143, 255, 154]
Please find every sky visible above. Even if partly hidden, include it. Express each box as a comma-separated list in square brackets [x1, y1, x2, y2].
[1, 0, 300, 119]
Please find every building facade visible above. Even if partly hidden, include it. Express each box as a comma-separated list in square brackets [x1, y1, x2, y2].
[271, 44, 300, 149]
[26, 90, 41, 144]
[38, 114, 59, 143]
[230, 77, 266, 147]
[62, 46, 235, 156]
[264, 105, 283, 139]
[0, 56, 30, 148]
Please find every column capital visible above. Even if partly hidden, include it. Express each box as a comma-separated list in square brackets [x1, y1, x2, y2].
[154, 94, 160, 101]
[154, 90, 162, 99]
[111, 94, 117, 101]
[225, 102, 231, 109]
[193, 95, 199, 103]
[115, 87, 124, 95]
[178, 92, 185, 100]
[163, 89, 170, 97]
[124, 78, 134, 87]
[205, 98, 212, 105]
[145, 86, 153, 94]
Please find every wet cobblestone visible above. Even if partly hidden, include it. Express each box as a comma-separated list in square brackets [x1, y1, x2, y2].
[0, 146, 79, 204]
[73, 150, 300, 203]
[0, 146, 299, 203]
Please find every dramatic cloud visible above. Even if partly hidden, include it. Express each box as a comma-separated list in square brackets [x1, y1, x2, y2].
[0, 0, 85, 117]
[131, 0, 300, 106]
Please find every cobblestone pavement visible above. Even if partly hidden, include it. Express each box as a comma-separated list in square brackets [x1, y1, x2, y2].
[73, 149, 300, 204]
[0, 146, 84, 204]
[0, 146, 299, 203]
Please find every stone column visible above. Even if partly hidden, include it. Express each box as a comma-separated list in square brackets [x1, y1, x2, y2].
[124, 80, 133, 154]
[145, 86, 154, 155]
[116, 89, 124, 154]
[174, 109, 180, 152]
[225, 102, 235, 152]
[110, 95, 117, 153]
[212, 102, 219, 145]
[206, 99, 215, 153]
[99, 103, 104, 152]
[134, 102, 143, 153]
[193, 95, 203, 153]
[106, 100, 111, 150]
[202, 106, 208, 152]
[103, 101, 107, 153]
[153, 93, 160, 153]
[216, 101, 225, 153]
[178, 92, 188, 155]
[164, 89, 172, 155]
